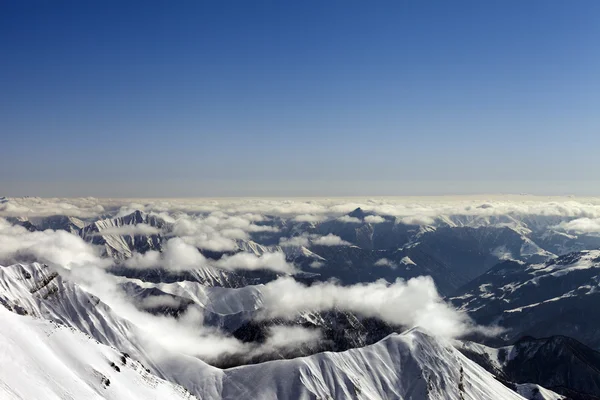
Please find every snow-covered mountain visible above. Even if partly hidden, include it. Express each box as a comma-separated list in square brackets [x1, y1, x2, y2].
[3, 198, 600, 399]
[80, 210, 168, 259]
[0, 301, 554, 400]
[217, 328, 546, 400]
[458, 335, 600, 399]
[0, 261, 563, 399]
[450, 250, 600, 348]
[6, 215, 86, 234]
[0, 306, 198, 400]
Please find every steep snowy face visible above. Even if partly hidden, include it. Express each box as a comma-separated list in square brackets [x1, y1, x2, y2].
[0, 261, 537, 400]
[219, 329, 530, 400]
[0, 262, 225, 399]
[458, 336, 600, 399]
[1, 296, 547, 400]
[0, 307, 199, 400]
[122, 278, 265, 332]
[80, 210, 168, 259]
[450, 250, 600, 348]
[4, 197, 600, 399]
[12, 215, 87, 233]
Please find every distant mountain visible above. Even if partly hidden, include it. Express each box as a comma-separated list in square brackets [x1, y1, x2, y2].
[450, 250, 600, 349]
[406, 226, 552, 287]
[7, 202, 600, 399]
[459, 335, 600, 399]
[6, 214, 85, 233]
[80, 210, 168, 259]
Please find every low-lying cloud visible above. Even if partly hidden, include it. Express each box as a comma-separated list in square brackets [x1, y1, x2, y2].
[364, 215, 386, 224]
[0, 218, 110, 269]
[374, 258, 396, 268]
[279, 235, 311, 247]
[312, 234, 350, 246]
[94, 223, 161, 236]
[125, 238, 207, 270]
[337, 215, 362, 224]
[125, 237, 295, 274]
[554, 217, 600, 234]
[280, 233, 349, 247]
[214, 252, 295, 274]
[258, 276, 478, 338]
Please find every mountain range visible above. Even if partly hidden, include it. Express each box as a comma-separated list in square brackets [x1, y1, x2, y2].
[3, 197, 600, 399]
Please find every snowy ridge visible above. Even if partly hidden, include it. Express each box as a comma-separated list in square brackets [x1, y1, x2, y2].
[0, 262, 553, 399]
[218, 328, 530, 400]
[0, 306, 198, 400]
[236, 239, 326, 261]
[0, 262, 223, 399]
[80, 211, 166, 259]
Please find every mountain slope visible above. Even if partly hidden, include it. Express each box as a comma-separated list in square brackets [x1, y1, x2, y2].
[218, 328, 535, 400]
[458, 335, 600, 399]
[450, 250, 600, 348]
[0, 306, 197, 400]
[0, 262, 558, 400]
[80, 210, 167, 259]
[0, 262, 224, 399]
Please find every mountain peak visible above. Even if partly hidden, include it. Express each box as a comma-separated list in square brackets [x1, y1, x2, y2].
[347, 207, 368, 219]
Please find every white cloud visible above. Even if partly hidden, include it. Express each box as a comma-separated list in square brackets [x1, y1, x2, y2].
[94, 223, 161, 236]
[62, 265, 252, 362]
[398, 216, 436, 225]
[139, 294, 186, 309]
[258, 276, 477, 338]
[8, 196, 600, 231]
[309, 261, 324, 269]
[0, 197, 107, 218]
[364, 215, 386, 224]
[280, 233, 350, 247]
[0, 219, 110, 269]
[63, 265, 321, 362]
[293, 214, 324, 223]
[125, 239, 295, 274]
[337, 215, 362, 223]
[214, 252, 296, 274]
[554, 218, 600, 233]
[115, 203, 148, 218]
[374, 258, 397, 268]
[171, 218, 238, 252]
[312, 234, 350, 246]
[202, 213, 279, 233]
[170, 213, 278, 252]
[279, 235, 311, 247]
[260, 326, 322, 351]
[125, 238, 207, 270]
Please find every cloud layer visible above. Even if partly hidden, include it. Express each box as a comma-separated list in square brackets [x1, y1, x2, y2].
[554, 218, 600, 233]
[258, 276, 477, 338]
[94, 223, 161, 236]
[0, 218, 109, 269]
[6, 196, 600, 229]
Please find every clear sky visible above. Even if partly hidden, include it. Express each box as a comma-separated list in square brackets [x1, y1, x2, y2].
[2, 1, 600, 197]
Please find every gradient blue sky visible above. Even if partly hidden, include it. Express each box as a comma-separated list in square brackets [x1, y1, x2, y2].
[2, 1, 599, 196]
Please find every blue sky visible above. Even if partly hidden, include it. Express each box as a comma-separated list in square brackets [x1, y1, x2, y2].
[2, 1, 599, 196]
